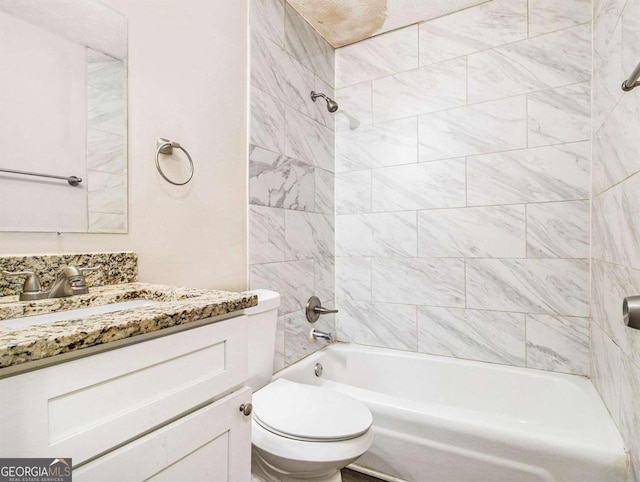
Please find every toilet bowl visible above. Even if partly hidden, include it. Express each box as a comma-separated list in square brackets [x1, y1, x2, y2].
[245, 290, 373, 482]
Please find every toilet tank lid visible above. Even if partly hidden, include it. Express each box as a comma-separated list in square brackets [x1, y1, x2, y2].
[243, 289, 281, 315]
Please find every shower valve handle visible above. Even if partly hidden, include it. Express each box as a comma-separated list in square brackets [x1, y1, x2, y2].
[306, 296, 338, 323]
[313, 306, 338, 315]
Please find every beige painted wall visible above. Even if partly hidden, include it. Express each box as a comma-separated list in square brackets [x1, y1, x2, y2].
[0, 0, 249, 291]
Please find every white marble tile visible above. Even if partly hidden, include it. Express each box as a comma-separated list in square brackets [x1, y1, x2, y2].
[418, 307, 526, 366]
[250, 86, 285, 154]
[249, 205, 285, 264]
[599, 263, 640, 371]
[250, 0, 285, 47]
[372, 159, 466, 212]
[285, 4, 334, 86]
[284, 310, 333, 366]
[592, 92, 640, 195]
[314, 168, 334, 215]
[622, 174, 640, 271]
[620, 354, 640, 480]
[622, 0, 640, 80]
[336, 26, 419, 88]
[528, 0, 592, 37]
[418, 97, 527, 162]
[250, 259, 315, 315]
[249, 145, 314, 211]
[372, 258, 465, 307]
[87, 129, 126, 175]
[335, 81, 372, 132]
[526, 314, 589, 375]
[285, 107, 334, 172]
[88, 212, 127, 234]
[418, 205, 526, 258]
[591, 322, 622, 423]
[87, 49, 125, 96]
[336, 257, 371, 301]
[336, 170, 372, 214]
[337, 300, 417, 351]
[87, 85, 126, 136]
[315, 257, 335, 304]
[527, 82, 591, 147]
[336, 212, 417, 257]
[467, 142, 590, 206]
[593, 19, 622, 131]
[591, 260, 607, 328]
[284, 211, 334, 260]
[250, 31, 316, 119]
[274, 315, 285, 372]
[336, 117, 417, 172]
[592, 186, 623, 264]
[87, 171, 126, 214]
[418, 0, 527, 66]
[526, 200, 590, 259]
[467, 24, 591, 103]
[372, 57, 467, 123]
[466, 258, 590, 316]
[594, 0, 626, 59]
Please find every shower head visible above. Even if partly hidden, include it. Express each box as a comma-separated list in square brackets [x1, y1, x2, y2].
[311, 91, 339, 113]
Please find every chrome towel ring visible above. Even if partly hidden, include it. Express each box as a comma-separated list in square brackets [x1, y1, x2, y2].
[155, 138, 194, 186]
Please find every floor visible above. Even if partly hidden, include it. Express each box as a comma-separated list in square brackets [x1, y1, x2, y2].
[341, 468, 383, 481]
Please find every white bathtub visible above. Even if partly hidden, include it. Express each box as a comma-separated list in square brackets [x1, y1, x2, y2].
[274, 343, 628, 482]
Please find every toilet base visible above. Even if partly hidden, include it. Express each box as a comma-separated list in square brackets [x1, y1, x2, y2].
[251, 448, 342, 482]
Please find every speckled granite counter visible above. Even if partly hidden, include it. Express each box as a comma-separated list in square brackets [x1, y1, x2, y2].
[0, 283, 257, 369]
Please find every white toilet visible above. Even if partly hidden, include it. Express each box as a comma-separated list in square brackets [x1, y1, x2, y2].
[245, 290, 373, 482]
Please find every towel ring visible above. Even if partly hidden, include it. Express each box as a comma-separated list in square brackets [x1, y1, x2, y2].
[155, 138, 194, 186]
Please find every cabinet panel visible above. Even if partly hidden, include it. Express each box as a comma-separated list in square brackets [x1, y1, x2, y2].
[0, 315, 248, 466]
[73, 387, 252, 482]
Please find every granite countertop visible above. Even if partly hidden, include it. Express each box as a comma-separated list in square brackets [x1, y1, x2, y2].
[0, 283, 257, 369]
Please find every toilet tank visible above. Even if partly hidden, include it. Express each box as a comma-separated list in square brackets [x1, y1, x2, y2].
[244, 290, 281, 392]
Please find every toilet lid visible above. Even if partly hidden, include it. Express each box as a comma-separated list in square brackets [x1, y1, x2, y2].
[252, 379, 373, 442]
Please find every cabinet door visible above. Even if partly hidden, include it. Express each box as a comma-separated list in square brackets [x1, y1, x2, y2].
[73, 387, 252, 482]
[0, 315, 248, 465]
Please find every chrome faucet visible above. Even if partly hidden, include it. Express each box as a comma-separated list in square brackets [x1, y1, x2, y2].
[3, 265, 100, 300]
[47, 266, 101, 298]
[310, 329, 333, 343]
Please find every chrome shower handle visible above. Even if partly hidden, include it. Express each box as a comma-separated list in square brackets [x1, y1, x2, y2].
[313, 306, 338, 315]
[305, 296, 339, 323]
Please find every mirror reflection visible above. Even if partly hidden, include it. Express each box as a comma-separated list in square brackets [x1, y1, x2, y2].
[0, 0, 127, 233]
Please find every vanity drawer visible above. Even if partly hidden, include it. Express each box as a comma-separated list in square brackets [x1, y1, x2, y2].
[0, 315, 248, 465]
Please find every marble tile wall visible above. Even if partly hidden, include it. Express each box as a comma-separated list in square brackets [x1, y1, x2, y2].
[86, 48, 127, 233]
[591, 0, 640, 478]
[248, 0, 335, 371]
[335, 0, 592, 376]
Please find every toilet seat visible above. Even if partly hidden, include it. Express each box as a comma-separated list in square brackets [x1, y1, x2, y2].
[252, 379, 373, 442]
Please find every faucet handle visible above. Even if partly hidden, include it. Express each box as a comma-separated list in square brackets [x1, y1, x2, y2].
[79, 265, 101, 276]
[305, 296, 339, 323]
[2, 270, 47, 300]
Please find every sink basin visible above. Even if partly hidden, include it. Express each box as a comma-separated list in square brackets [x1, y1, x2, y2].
[1, 300, 162, 330]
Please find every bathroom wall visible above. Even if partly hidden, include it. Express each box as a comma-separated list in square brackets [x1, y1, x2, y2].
[590, 0, 640, 477]
[248, 0, 335, 370]
[0, 0, 249, 292]
[334, 0, 592, 375]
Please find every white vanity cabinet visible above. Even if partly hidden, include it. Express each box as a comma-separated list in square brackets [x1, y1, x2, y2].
[0, 315, 251, 481]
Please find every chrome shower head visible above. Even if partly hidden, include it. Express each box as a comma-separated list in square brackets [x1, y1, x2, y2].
[311, 91, 339, 113]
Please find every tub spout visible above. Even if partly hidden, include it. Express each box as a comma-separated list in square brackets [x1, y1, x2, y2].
[309, 329, 333, 343]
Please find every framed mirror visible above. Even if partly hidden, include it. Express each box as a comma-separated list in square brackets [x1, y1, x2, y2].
[0, 0, 127, 233]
